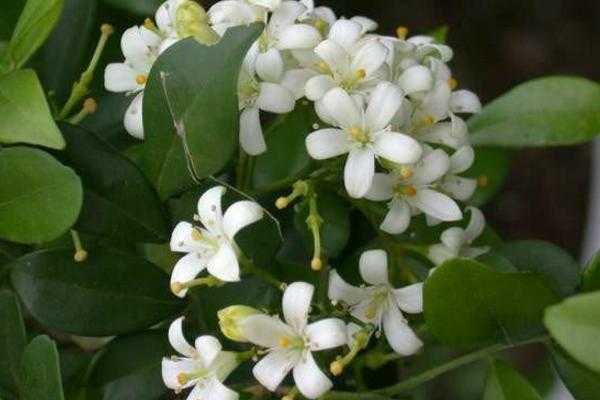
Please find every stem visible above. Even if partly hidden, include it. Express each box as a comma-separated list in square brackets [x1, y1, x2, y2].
[70, 230, 88, 262]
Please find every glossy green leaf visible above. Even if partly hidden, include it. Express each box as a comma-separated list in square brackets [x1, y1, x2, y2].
[19, 335, 65, 400]
[465, 147, 511, 207]
[0, 0, 25, 41]
[90, 331, 170, 400]
[10, 248, 182, 336]
[143, 24, 263, 199]
[550, 344, 600, 400]
[497, 240, 580, 298]
[0, 290, 27, 392]
[100, 0, 163, 16]
[424, 259, 559, 346]
[251, 102, 317, 191]
[1, 0, 64, 72]
[60, 123, 169, 243]
[469, 77, 600, 147]
[582, 250, 600, 292]
[0, 70, 65, 149]
[80, 93, 133, 149]
[483, 359, 542, 400]
[544, 291, 600, 374]
[0, 147, 82, 244]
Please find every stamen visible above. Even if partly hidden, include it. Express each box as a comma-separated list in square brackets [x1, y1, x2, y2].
[356, 69, 367, 80]
[349, 127, 369, 143]
[177, 373, 189, 385]
[396, 26, 409, 39]
[317, 61, 331, 74]
[402, 186, 417, 197]
[136, 74, 148, 85]
[422, 115, 435, 125]
[191, 228, 203, 241]
[71, 230, 88, 262]
[400, 166, 413, 179]
[144, 18, 158, 32]
[448, 77, 458, 90]
[275, 180, 309, 209]
[279, 337, 291, 348]
[330, 360, 344, 376]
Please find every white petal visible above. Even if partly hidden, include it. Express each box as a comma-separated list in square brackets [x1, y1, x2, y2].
[344, 147, 375, 199]
[393, 283, 424, 314]
[223, 201, 264, 240]
[256, 48, 284, 83]
[293, 352, 333, 399]
[351, 41, 388, 77]
[462, 246, 491, 259]
[253, 349, 298, 392]
[328, 19, 363, 51]
[428, 244, 455, 266]
[450, 145, 475, 174]
[170, 222, 199, 253]
[269, 0, 306, 28]
[365, 173, 394, 201]
[419, 114, 468, 150]
[328, 270, 366, 305]
[240, 315, 294, 348]
[194, 336, 222, 367]
[441, 176, 477, 202]
[419, 81, 451, 122]
[121, 26, 156, 68]
[372, 132, 422, 164]
[314, 98, 337, 126]
[359, 249, 389, 285]
[193, 378, 239, 400]
[383, 306, 423, 355]
[365, 82, 403, 132]
[277, 24, 322, 50]
[440, 227, 466, 252]
[283, 282, 314, 332]
[281, 69, 318, 100]
[306, 318, 347, 351]
[240, 107, 267, 156]
[321, 88, 364, 131]
[464, 207, 486, 243]
[124, 93, 144, 139]
[314, 40, 350, 78]
[450, 90, 482, 114]
[198, 186, 225, 229]
[161, 358, 197, 390]
[170, 253, 208, 298]
[305, 75, 337, 101]
[250, 0, 281, 10]
[207, 243, 240, 282]
[104, 63, 140, 93]
[256, 82, 295, 113]
[168, 317, 196, 358]
[411, 148, 450, 186]
[351, 16, 378, 33]
[398, 65, 433, 95]
[410, 189, 462, 221]
[305, 129, 350, 160]
[381, 199, 411, 235]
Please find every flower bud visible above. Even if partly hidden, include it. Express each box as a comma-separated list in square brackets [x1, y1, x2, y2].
[218, 305, 262, 342]
[176, 1, 219, 45]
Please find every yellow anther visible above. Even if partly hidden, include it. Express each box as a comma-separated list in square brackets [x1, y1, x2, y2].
[317, 61, 331, 74]
[315, 19, 328, 33]
[171, 282, 185, 295]
[177, 373, 189, 385]
[422, 115, 435, 125]
[191, 228, 203, 241]
[356, 69, 367, 79]
[275, 197, 289, 210]
[478, 175, 489, 187]
[396, 26, 409, 39]
[74, 250, 88, 263]
[330, 360, 344, 376]
[400, 166, 413, 179]
[101, 24, 114, 36]
[311, 257, 323, 271]
[144, 18, 157, 31]
[279, 337, 291, 348]
[402, 186, 417, 197]
[136, 74, 148, 85]
[83, 98, 97, 114]
[448, 77, 458, 90]
[349, 127, 369, 143]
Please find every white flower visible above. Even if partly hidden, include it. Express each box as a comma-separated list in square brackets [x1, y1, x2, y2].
[170, 186, 264, 295]
[155, 0, 186, 36]
[104, 26, 162, 139]
[428, 207, 490, 266]
[365, 147, 463, 234]
[328, 250, 424, 355]
[239, 282, 347, 399]
[298, 0, 336, 27]
[440, 146, 478, 202]
[208, 0, 266, 36]
[306, 84, 422, 198]
[162, 317, 239, 400]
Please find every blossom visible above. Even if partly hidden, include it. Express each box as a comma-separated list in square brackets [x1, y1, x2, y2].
[162, 317, 240, 400]
[239, 282, 347, 399]
[328, 250, 423, 355]
[170, 186, 264, 295]
[305, 84, 422, 198]
[428, 207, 490, 266]
[440, 145, 478, 202]
[208, 0, 266, 36]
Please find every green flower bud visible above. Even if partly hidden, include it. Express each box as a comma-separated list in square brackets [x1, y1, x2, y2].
[176, 1, 219, 45]
[218, 305, 262, 342]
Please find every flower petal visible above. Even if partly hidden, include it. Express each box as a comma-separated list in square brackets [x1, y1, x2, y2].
[269, 0, 306, 28]
[450, 145, 475, 174]
[170, 222, 200, 253]
[256, 48, 284, 83]
[328, 19, 363, 51]
[410, 189, 462, 221]
[240, 107, 267, 156]
[365, 82, 403, 132]
[223, 200, 264, 240]
[305, 74, 337, 101]
[207, 243, 240, 282]
[256, 82, 295, 114]
[428, 244, 456, 266]
[393, 283, 424, 314]
[306, 318, 347, 351]
[314, 39, 350, 78]
[344, 147, 375, 199]
[124, 93, 145, 139]
[283, 282, 314, 332]
[168, 317, 196, 358]
[441, 176, 477, 201]
[322, 87, 362, 129]
[419, 114, 468, 150]
[365, 173, 395, 201]
[250, 0, 281, 10]
[372, 132, 422, 164]
[170, 253, 208, 298]
[351, 16, 378, 33]
[293, 352, 333, 399]
[194, 336, 222, 367]
[418, 80, 451, 122]
[464, 207, 486, 243]
[383, 306, 423, 355]
[161, 357, 198, 390]
[104, 63, 140, 93]
[441, 227, 467, 252]
[198, 186, 225, 230]
[397, 65, 433, 94]
[281, 68, 318, 99]
[381, 199, 411, 235]
[351, 40, 388, 76]
[411, 148, 450, 186]
[450, 90, 482, 114]
[277, 24, 322, 50]
[328, 270, 367, 305]
[240, 315, 294, 348]
[253, 349, 298, 392]
[305, 129, 350, 160]
[359, 249, 389, 285]
[191, 377, 239, 400]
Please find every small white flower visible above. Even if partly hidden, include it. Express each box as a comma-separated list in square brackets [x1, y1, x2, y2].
[239, 282, 347, 399]
[306, 84, 422, 199]
[440, 146, 478, 202]
[329, 250, 424, 355]
[298, 0, 337, 27]
[170, 186, 264, 295]
[208, 0, 266, 36]
[428, 207, 490, 266]
[365, 147, 463, 234]
[162, 317, 239, 400]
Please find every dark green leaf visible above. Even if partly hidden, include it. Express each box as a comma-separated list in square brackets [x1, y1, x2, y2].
[0, 0, 25, 41]
[0, 290, 27, 392]
[143, 24, 263, 199]
[251, 102, 318, 191]
[483, 359, 542, 400]
[0, 70, 65, 149]
[60, 123, 169, 243]
[424, 259, 559, 346]
[100, 0, 163, 16]
[80, 93, 133, 149]
[10, 248, 182, 336]
[469, 77, 600, 147]
[90, 331, 170, 400]
[0, 147, 82, 244]
[550, 344, 600, 400]
[465, 147, 511, 207]
[582, 250, 600, 292]
[19, 335, 65, 400]
[497, 240, 580, 298]
[544, 291, 600, 374]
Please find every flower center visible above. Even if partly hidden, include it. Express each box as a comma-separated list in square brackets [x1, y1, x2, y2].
[341, 69, 367, 91]
[348, 126, 370, 144]
[362, 287, 390, 321]
[135, 74, 147, 85]
[278, 335, 305, 350]
[394, 183, 417, 197]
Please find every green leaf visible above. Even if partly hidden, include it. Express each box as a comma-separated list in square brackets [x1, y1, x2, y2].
[0, 290, 27, 392]
[89, 330, 171, 400]
[1, 0, 64, 72]
[0, 147, 82, 244]
[496, 240, 580, 298]
[424, 259, 559, 346]
[483, 359, 542, 400]
[427, 25, 449, 44]
[60, 123, 169, 243]
[143, 24, 263, 200]
[80, 93, 133, 150]
[100, 0, 163, 16]
[0, 0, 25, 41]
[251, 102, 317, 191]
[544, 291, 600, 374]
[19, 335, 65, 400]
[582, 250, 600, 292]
[0, 69, 65, 149]
[469, 77, 600, 147]
[550, 344, 600, 400]
[10, 248, 182, 336]
[465, 147, 511, 207]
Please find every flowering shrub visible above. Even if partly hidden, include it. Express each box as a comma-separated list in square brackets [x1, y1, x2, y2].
[1, 0, 600, 399]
